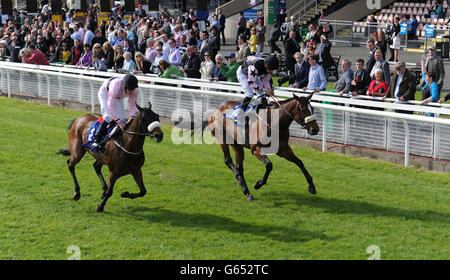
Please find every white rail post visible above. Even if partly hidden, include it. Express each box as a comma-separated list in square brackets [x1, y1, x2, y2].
[400, 119, 410, 166]
[38, 73, 42, 97]
[320, 109, 327, 152]
[7, 71, 11, 98]
[89, 81, 95, 112]
[46, 75, 51, 106]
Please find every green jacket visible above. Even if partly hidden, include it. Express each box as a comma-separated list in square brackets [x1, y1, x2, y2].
[159, 65, 184, 79]
[219, 61, 239, 82]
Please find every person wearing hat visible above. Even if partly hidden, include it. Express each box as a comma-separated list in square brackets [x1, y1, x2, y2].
[421, 45, 445, 93]
[92, 73, 140, 149]
[218, 53, 239, 82]
[234, 55, 279, 126]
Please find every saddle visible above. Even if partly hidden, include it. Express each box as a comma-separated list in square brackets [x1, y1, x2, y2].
[82, 117, 119, 152]
[224, 97, 267, 127]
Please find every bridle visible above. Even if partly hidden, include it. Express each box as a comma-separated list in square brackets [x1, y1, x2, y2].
[112, 114, 162, 155]
[269, 95, 316, 130]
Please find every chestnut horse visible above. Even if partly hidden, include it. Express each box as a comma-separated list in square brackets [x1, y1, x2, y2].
[64, 102, 163, 212]
[207, 93, 319, 201]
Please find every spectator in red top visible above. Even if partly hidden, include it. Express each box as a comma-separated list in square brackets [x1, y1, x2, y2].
[367, 69, 389, 97]
[22, 44, 50, 65]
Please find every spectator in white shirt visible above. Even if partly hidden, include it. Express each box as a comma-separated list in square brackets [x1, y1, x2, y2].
[168, 39, 182, 66]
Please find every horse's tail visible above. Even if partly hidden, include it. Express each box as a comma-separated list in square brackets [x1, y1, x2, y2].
[58, 118, 77, 156]
[58, 149, 71, 156]
[67, 118, 77, 131]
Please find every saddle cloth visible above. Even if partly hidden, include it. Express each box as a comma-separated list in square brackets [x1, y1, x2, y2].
[223, 99, 262, 127]
[82, 117, 118, 152]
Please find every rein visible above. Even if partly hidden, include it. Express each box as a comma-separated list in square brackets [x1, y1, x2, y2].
[112, 139, 143, 155]
[112, 120, 162, 154]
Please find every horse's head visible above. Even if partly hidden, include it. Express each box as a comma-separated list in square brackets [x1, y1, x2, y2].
[292, 93, 319, 135]
[136, 102, 164, 143]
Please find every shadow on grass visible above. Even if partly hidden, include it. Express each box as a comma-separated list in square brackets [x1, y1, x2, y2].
[265, 191, 449, 224]
[113, 206, 336, 243]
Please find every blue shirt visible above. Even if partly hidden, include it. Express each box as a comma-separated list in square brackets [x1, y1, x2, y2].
[122, 59, 137, 72]
[307, 64, 327, 90]
[422, 73, 439, 101]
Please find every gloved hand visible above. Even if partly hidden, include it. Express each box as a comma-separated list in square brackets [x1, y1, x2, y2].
[118, 121, 126, 130]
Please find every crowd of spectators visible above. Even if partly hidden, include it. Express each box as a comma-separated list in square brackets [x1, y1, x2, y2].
[2, 2, 449, 107]
[0, 3, 244, 83]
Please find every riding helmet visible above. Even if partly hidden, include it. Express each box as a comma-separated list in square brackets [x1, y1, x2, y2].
[265, 55, 279, 71]
[123, 73, 139, 91]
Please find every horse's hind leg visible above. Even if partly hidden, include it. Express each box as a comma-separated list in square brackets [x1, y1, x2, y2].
[277, 144, 316, 194]
[231, 145, 254, 201]
[93, 160, 108, 199]
[221, 144, 238, 176]
[121, 168, 147, 199]
[253, 148, 273, 190]
[67, 142, 86, 201]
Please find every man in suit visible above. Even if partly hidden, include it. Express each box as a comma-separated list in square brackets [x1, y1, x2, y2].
[236, 12, 246, 44]
[386, 62, 416, 114]
[317, 34, 334, 74]
[423, 46, 445, 92]
[366, 39, 377, 75]
[218, 9, 226, 45]
[370, 50, 390, 84]
[276, 8, 287, 26]
[284, 30, 300, 74]
[290, 52, 310, 88]
[335, 58, 354, 96]
[236, 34, 251, 64]
[179, 46, 201, 79]
[197, 31, 212, 62]
[351, 58, 372, 96]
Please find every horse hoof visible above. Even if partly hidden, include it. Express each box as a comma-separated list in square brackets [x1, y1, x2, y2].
[308, 186, 317, 195]
[96, 205, 104, 212]
[246, 194, 255, 202]
[73, 193, 81, 201]
[254, 180, 263, 190]
[121, 191, 130, 198]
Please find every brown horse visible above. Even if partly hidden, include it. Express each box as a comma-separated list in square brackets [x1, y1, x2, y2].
[64, 102, 163, 212]
[207, 93, 319, 201]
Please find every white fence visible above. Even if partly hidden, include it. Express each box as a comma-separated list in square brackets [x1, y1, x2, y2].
[1, 62, 450, 166]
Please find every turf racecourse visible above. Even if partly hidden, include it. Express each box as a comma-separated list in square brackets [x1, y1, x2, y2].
[0, 96, 448, 260]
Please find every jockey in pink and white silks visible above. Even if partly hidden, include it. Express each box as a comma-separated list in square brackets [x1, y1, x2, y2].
[92, 73, 139, 149]
[235, 55, 279, 125]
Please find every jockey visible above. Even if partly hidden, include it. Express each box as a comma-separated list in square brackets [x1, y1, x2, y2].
[92, 73, 139, 149]
[236, 55, 278, 125]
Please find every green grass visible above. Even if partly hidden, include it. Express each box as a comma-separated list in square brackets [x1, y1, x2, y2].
[0, 96, 449, 260]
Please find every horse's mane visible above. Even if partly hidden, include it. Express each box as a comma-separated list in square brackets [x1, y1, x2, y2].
[268, 98, 295, 108]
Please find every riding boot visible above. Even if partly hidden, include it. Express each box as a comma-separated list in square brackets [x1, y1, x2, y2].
[236, 97, 252, 126]
[92, 120, 109, 149]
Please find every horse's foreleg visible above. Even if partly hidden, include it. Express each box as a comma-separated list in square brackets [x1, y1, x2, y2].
[253, 150, 273, 190]
[96, 172, 118, 212]
[93, 160, 108, 199]
[232, 145, 254, 201]
[121, 169, 147, 199]
[277, 144, 316, 194]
